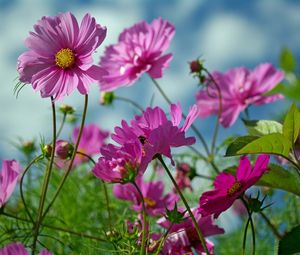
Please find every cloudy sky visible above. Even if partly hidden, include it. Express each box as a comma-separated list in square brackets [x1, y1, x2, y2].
[0, 0, 300, 160]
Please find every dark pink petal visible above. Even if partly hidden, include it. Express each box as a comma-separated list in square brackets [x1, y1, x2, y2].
[236, 156, 252, 182]
[213, 172, 236, 190]
[170, 102, 182, 126]
[181, 104, 199, 131]
[0, 242, 28, 255]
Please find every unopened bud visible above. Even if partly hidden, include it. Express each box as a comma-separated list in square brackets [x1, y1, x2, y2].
[100, 92, 115, 105]
[20, 141, 36, 156]
[59, 104, 75, 115]
[55, 140, 74, 159]
[189, 60, 203, 74]
[42, 144, 52, 158]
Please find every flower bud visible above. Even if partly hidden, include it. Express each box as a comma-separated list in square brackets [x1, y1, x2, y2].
[59, 104, 75, 115]
[55, 140, 74, 159]
[20, 141, 36, 156]
[189, 59, 203, 74]
[42, 144, 52, 158]
[100, 91, 115, 105]
[165, 203, 185, 224]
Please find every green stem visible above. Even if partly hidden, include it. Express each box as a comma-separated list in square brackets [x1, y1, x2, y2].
[203, 68, 222, 156]
[132, 181, 147, 255]
[157, 155, 210, 255]
[115, 96, 144, 113]
[56, 113, 67, 137]
[42, 95, 88, 220]
[241, 197, 256, 255]
[75, 151, 112, 230]
[259, 211, 283, 240]
[241, 217, 251, 255]
[154, 223, 173, 255]
[194, 173, 214, 181]
[32, 97, 57, 254]
[20, 154, 44, 223]
[1, 212, 106, 242]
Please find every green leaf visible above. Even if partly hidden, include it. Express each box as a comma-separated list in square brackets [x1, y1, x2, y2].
[278, 225, 300, 255]
[237, 133, 292, 157]
[283, 103, 300, 143]
[243, 119, 283, 136]
[225, 136, 259, 156]
[280, 48, 297, 73]
[225, 164, 300, 197]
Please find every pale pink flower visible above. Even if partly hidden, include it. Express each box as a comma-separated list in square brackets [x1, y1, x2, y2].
[99, 17, 175, 91]
[18, 12, 107, 101]
[0, 242, 52, 255]
[0, 160, 22, 208]
[196, 63, 284, 127]
[113, 177, 179, 216]
[157, 208, 224, 254]
[72, 124, 109, 165]
[199, 155, 270, 218]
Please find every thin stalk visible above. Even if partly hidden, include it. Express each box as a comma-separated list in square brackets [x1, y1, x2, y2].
[115, 96, 144, 113]
[42, 95, 88, 220]
[32, 97, 57, 254]
[194, 173, 214, 181]
[241, 197, 256, 255]
[75, 151, 112, 230]
[154, 223, 173, 255]
[157, 155, 210, 255]
[20, 154, 44, 223]
[132, 181, 147, 255]
[56, 113, 67, 137]
[203, 68, 222, 156]
[242, 217, 251, 255]
[1, 212, 106, 242]
[259, 211, 283, 239]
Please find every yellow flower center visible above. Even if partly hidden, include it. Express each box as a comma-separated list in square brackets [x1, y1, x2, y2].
[144, 197, 156, 208]
[55, 48, 75, 69]
[227, 181, 242, 196]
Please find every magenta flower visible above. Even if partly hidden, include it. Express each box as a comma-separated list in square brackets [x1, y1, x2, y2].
[196, 63, 284, 127]
[199, 155, 270, 218]
[99, 17, 175, 91]
[17, 12, 107, 101]
[0, 160, 22, 208]
[72, 124, 109, 165]
[93, 141, 143, 183]
[0, 242, 52, 255]
[112, 103, 198, 171]
[113, 178, 179, 216]
[157, 208, 224, 254]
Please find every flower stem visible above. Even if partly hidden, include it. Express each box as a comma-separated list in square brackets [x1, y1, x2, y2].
[20, 154, 44, 223]
[132, 181, 147, 255]
[56, 112, 67, 137]
[115, 95, 144, 113]
[259, 211, 283, 239]
[1, 212, 106, 242]
[154, 223, 173, 255]
[75, 151, 112, 231]
[42, 95, 88, 220]
[32, 97, 57, 254]
[157, 155, 210, 255]
[241, 197, 256, 255]
[203, 68, 222, 156]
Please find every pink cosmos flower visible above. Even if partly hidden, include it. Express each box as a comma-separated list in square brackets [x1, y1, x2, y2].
[0, 160, 22, 208]
[99, 17, 175, 91]
[113, 178, 179, 216]
[93, 141, 143, 183]
[157, 208, 224, 254]
[199, 155, 270, 218]
[174, 162, 193, 192]
[0, 242, 52, 255]
[112, 103, 199, 171]
[196, 63, 284, 127]
[72, 123, 109, 165]
[17, 12, 107, 101]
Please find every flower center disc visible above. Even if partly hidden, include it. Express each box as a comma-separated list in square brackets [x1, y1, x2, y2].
[227, 181, 242, 196]
[144, 197, 156, 207]
[55, 48, 75, 69]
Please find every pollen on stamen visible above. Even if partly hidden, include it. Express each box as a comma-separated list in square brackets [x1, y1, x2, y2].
[144, 197, 156, 207]
[55, 48, 75, 69]
[227, 181, 242, 196]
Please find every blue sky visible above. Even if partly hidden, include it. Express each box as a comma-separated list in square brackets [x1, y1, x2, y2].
[0, 0, 300, 160]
